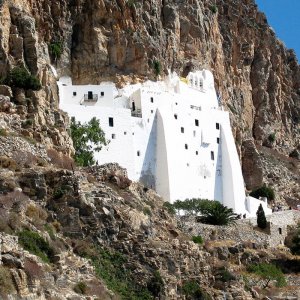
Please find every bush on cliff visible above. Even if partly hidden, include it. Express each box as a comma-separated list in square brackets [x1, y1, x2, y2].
[3, 67, 41, 90]
[247, 263, 286, 288]
[250, 185, 275, 201]
[70, 117, 108, 167]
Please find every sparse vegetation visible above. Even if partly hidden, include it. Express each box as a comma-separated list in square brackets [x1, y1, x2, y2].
[192, 236, 204, 244]
[218, 267, 236, 282]
[18, 230, 55, 263]
[153, 60, 161, 78]
[268, 132, 276, 143]
[80, 246, 153, 299]
[0, 266, 14, 294]
[182, 280, 211, 300]
[250, 185, 275, 201]
[247, 263, 286, 288]
[49, 41, 63, 62]
[210, 5, 217, 14]
[74, 281, 88, 295]
[3, 67, 41, 90]
[286, 225, 300, 255]
[256, 204, 267, 229]
[70, 117, 107, 167]
[147, 270, 164, 297]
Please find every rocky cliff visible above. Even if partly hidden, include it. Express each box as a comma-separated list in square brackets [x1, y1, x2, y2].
[0, 0, 300, 298]
[0, 0, 299, 201]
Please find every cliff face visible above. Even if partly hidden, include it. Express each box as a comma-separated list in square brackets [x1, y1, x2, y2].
[0, 0, 299, 195]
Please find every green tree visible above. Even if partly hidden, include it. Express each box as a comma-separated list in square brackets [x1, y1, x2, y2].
[147, 270, 164, 297]
[70, 117, 107, 167]
[250, 185, 275, 201]
[197, 200, 238, 226]
[285, 226, 300, 255]
[256, 204, 267, 229]
[182, 280, 211, 300]
[247, 263, 286, 288]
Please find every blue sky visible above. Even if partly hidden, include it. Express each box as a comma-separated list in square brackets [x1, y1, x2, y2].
[255, 0, 300, 60]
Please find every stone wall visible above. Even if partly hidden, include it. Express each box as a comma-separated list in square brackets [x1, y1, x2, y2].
[181, 210, 300, 248]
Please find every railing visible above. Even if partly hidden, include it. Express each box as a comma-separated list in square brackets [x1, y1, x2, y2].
[190, 105, 201, 111]
[84, 94, 98, 102]
[131, 109, 142, 118]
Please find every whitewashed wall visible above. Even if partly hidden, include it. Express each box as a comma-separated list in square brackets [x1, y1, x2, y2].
[58, 70, 272, 217]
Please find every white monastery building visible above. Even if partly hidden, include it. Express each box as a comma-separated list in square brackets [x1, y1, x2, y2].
[58, 70, 271, 218]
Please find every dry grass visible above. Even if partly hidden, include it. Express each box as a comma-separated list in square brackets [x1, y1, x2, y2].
[47, 148, 74, 170]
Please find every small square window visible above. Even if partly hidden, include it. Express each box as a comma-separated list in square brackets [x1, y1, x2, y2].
[124, 132, 127, 135]
[174, 114, 178, 119]
[150, 97, 154, 103]
[195, 119, 199, 126]
[132, 132, 135, 135]
[112, 134, 116, 139]
[109, 117, 114, 127]
[196, 151, 198, 155]
[181, 127, 184, 133]
[101, 92, 104, 97]
[73, 91, 77, 96]
[217, 137, 220, 144]
[175, 102, 178, 105]
[185, 144, 188, 150]
[211, 151, 214, 160]
[137, 151, 140, 156]
[216, 123, 220, 130]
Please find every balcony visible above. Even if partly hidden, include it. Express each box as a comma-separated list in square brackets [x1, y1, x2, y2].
[131, 108, 142, 118]
[84, 93, 98, 102]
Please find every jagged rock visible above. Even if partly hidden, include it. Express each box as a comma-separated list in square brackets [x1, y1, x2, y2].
[0, 85, 13, 98]
[1, 253, 23, 268]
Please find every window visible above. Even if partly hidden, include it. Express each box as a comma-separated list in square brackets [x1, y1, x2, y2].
[151, 110, 153, 114]
[147, 118, 149, 123]
[279, 228, 282, 235]
[101, 91, 104, 97]
[185, 144, 188, 150]
[124, 132, 127, 135]
[112, 134, 116, 139]
[109, 117, 114, 127]
[216, 123, 220, 130]
[175, 102, 178, 105]
[132, 132, 135, 135]
[88, 91, 93, 99]
[187, 163, 190, 167]
[211, 151, 214, 160]
[196, 151, 198, 155]
[150, 97, 154, 103]
[181, 127, 184, 133]
[132, 102, 136, 111]
[217, 137, 220, 144]
[193, 130, 196, 137]
[195, 119, 199, 126]
[73, 91, 77, 96]
[174, 114, 178, 120]
[137, 151, 140, 156]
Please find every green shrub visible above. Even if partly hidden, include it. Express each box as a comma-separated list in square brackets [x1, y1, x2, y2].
[210, 5, 217, 14]
[143, 207, 152, 216]
[0, 128, 8, 136]
[18, 230, 55, 263]
[147, 270, 164, 297]
[4, 67, 41, 90]
[49, 41, 63, 61]
[218, 268, 236, 282]
[83, 246, 152, 300]
[247, 263, 286, 288]
[192, 236, 204, 244]
[74, 281, 87, 294]
[70, 117, 107, 167]
[268, 133, 276, 143]
[153, 60, 161, 77]
[286, 226, 300, 255]
[256, 204, 267, 229]
[182, 280, 211, 299]
[250, 185, 275, 201]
